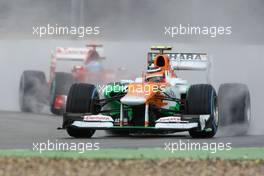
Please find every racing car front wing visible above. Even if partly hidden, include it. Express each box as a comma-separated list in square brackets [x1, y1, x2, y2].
[62, 113, 210, 131]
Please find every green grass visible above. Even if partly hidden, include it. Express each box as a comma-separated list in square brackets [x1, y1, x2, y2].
[0, 148, 264, 160]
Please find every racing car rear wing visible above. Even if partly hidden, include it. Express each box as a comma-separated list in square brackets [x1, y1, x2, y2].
[49, 46, 105, 84]
[53, 47, 104, 60]
[147, 52, 208, 70]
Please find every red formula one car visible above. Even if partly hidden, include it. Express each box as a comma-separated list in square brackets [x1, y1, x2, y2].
[19, 44, 121, 115]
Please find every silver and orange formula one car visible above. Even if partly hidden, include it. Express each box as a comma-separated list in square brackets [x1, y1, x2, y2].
[61, 46, 251, 138]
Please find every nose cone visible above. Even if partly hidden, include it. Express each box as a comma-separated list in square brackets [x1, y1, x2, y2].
[120, 96, 146, 105]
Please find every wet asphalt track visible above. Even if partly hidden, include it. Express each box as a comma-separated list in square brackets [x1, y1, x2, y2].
[0, 110, 264, 149]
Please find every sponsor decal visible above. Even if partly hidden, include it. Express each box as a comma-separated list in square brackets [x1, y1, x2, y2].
[156, 116, 188, 123]
[155, 122, 198, 129]
[83, 114, 114, 122]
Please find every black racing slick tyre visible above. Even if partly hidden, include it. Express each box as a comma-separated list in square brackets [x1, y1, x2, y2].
[187, 84, 219, 138]
[50, 72, 74, 115]
[66, 83, 99, 113]
[19, 70, 49, 113]
[66, 126, 95, 138]
[65, 83, 99, 138]
[218, 83, 251, 135]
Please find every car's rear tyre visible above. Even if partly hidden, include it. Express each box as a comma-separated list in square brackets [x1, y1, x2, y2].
[19, 70, 49, 113]
[65, 83, 99, 138]
[187, 84, 218, 138]
[50, 72, 74, 115]
[218, 83, 251, 136]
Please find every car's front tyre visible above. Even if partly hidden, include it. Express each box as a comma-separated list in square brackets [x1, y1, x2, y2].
[66, 126, 95, 138]
[187, 84, 218, 138]
[65, 83, 99, 138]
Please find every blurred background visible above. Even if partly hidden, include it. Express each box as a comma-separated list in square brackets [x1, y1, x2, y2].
[0, 0, 263, 134]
